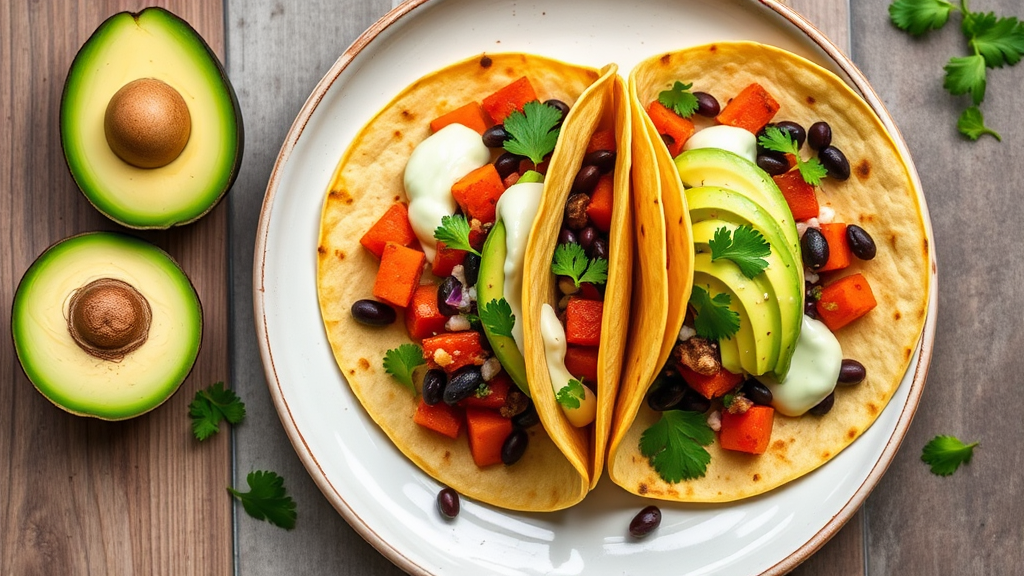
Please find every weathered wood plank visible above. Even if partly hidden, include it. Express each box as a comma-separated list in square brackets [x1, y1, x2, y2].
[852, 1, 1024, 574]
[0, 1, 231, 574]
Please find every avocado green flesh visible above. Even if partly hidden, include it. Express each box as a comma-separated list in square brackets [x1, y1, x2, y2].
[687, 187, 804, 377]
[477, 220, 530, 396]
[692, 272, 761, 376]
[12, 232, 202, 420]
[60, 7, 242, 229]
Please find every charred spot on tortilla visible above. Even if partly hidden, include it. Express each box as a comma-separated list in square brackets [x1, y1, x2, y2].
[358, 358, 370, 370]
[317, 245, 327, 256]
[393, 195, 401, 202]
[478, 55, 492, 67]
[893, 310, 902, 321]
[659, 54, 672, 65]
[889, 234, 899, 249]
[806, 95, 816, 105]
[401, 109, 413, 119]
[868, 402, 879, 415]
[335, 250, 345, 260]
[752, 473, 761, 482]
[847, 428, 857, 439]
[856, 159, 871, 179]
[638, 483, 648, 494]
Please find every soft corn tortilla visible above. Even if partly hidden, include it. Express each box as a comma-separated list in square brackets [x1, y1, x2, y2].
[610, 42, 931, 502]
[317, 53, 615, 511]
[522, 64, 632, 491]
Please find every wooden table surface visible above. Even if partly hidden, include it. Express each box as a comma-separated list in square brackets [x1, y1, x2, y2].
[3, 0, 1021, 574]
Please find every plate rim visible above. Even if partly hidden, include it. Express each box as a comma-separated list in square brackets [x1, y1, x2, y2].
[252, 1, 939, 574]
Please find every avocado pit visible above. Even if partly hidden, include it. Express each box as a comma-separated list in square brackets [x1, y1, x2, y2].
[104, 77, 191, 169]
[67, 278, 152, 361]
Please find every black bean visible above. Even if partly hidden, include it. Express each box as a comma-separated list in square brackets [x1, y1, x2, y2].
[443, 365, 483, 405]
[501, 428, 529, 465]
[808, 121, 832, 150]
[513, 404, 540, 428]
[558, 228, 577, 246]
[482, 125, 509, 148]
[756, 153, 790, 176]
[572, 165, 601, 196]
[804, 299, 820, 319]
[775, 121, 806, 149]
[422, 369, 447, 406]
[565, 193, 590, 230]
[462, 253, 481, 287]
[693, 91, 720, 117]
[647, 377, 688, 411]
[755, 124, 774, 155]
[838, 359, 866, 385]
[629, 505, 662, 538]
[809, 391, 835, 416]
[846, 225, 876, 260]
[801, 228, 830, 270]
[436, 276, 461, 317]
[674, 389, 711, 414]
[818, 146, 850, 181]
[437, 487, 460, 519]
[583, 150, 616, 173]
[544, 99, 570, 126]
[578, 226, 597, 250]
[589, 238, 609, 261]
[350, 299, 397, 326]
[494, 152, 521, 180]
[742, 379, 773, 406]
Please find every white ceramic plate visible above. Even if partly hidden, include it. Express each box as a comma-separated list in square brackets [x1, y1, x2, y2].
[254, 1, 938, 574]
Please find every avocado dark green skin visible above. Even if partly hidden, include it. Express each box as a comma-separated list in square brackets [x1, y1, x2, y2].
[477, 220, 531, 396]
[60, 7, 243, 229]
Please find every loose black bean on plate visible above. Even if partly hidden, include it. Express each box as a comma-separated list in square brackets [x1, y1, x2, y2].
[443, 365, 483, 405]
[629, 505, 662, 538]
[846, 225, 876, 260]
[583, 149, 616, 173]
[756, 153, 790, 176]
[818, 145, 851, 181]
[421, 369, 447, 406]
[774, 121, 806, 149]
[482, 125, 509, 148]
[838, 359, 867, 385]
[501, 428, 529, 465]
[350, 299, 396, 326]
[809, 391, 835, 416]
[437, 487, 460, 519]
[693, 91, 721, 117]
[801, 227, 830, 270]
[807, 121, 832, 150]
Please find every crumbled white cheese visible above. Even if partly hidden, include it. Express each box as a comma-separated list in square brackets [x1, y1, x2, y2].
[707, 410, 722, 432]
[678, 324, 697, 342]
[432, 348, 452, 367]
[817, 206, 835, 224]
[805, 269, 820, 284]
[445, 315, 471, 332]
[480, 357, 501, 382]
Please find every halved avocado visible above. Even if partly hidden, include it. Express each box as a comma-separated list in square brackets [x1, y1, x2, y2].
[60, 7, 243, 229]
[477, 220, 530, 395]
[12, 232, 203, 420]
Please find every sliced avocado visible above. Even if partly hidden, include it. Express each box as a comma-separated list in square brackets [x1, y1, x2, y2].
[60, 7, 242, 229]
[477, 220, 530, 395]
[12, 232, 202, 420]
[692, 273, 760, 376]
[687, 186, 804, 377]
[693, 251, 781, 376]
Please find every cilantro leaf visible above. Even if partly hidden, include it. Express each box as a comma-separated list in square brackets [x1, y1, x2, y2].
[551, 242, 608, 287]
[964, 11, 1024, 68]
[433, 214, 480, 256]
[228, 470, 297, 530]
[709, 225, 771, 279]
[383, 343, 424, 392]
[658, 81, 699, 118]
[957, 106, 1002, 140]
[889, 0, 957, 36]
[639, 410, 714, 483]
[944, 54, 987, 104]
[757, 126, 827, 186]
[689, 285, 740, 341]
[921, 435, 979, 476]
[479, 298, 515, 338]
[189, 382, 246, 441]
[556, 378, 585, 409]
[503, 100, 563, 165]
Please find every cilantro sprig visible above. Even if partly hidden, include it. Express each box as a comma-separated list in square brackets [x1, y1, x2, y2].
[889, 0, 1024, 140]
[551, 242, 608, 287]
[658, 81, 699, 118]
[689, 285, 740, 341]
[479, 298, 515, 339]
[503, 100, 563, 165]
[921, 434, 979, 476]
[556, 378, 586, 409]
[383, 343, 425, 392]
[434, 214, 480, 256]
[228, 470, 297, 530]
[189, 382, 246, 441]
[709, 225, 771, 279]
[639, 410, 715, 483]
[758, 126, 828, 186]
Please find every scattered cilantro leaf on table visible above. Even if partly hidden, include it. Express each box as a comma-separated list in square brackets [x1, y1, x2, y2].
[556, 378, 586, 409]
[689, 286, 740, 341]
[922, 435, 979, 476]
[383, 343, 425, 392]
[639, 410, 714, 483]
[658, 81, 699, 117]
[964, 11, 1024, 68]
[229, 470, 297, 530]
[189, 382, 246, 441]
[503, 100, 563, 165]
[758, 126, 827, 186]
[434, 214, 480, 256]
[551, 242, 608, 287]
[957, 106, 1002, 140]
[709, 225, 771, 279]
[479, 298, 515, 338]
[889, 0, 956, 36]
[944, 54, 987, 105]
